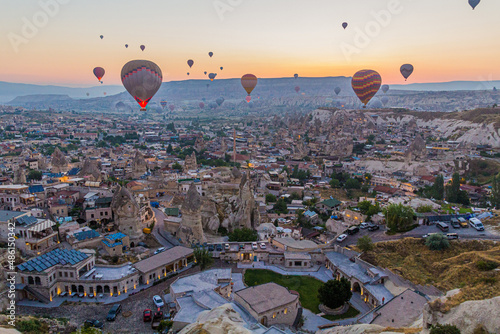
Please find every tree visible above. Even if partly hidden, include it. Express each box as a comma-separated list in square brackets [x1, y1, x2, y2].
[384, 203, 415, 232]
[27, 170, 43, 181]
[228, 228, 259, 242]
[426, 234, 450, 251]
[345, 178, 361, 190]
[429, 324, 461, 334]
[357, 236, 374, 252]
[329, 178, 340, 188]
[432, 175, 444, 200]
[265, 194, 277, 204]
[416, 205, 434, 213]
[273, 198, 288, 214]
[491, 174, 500, 209]
[166, 144, 173, 154]
[193, 247, 213, 271]
[318, 278, 352, 309]
[446, 172, 461, 203]
[172, 163, 182, 171]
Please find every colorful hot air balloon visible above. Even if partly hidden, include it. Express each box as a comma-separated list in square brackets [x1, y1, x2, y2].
[220, 66, 223, 71]
[208, 73, 217, 81]
[160, 100, 167, 109]
[199, 102, 205, 109]
[400, 64, 414, 81]
[294, 74, 299, 79]
[334, 87, 341, 95]
[125, 44, 128, 48]
[121, 59, 162, 111]
[208, 52, 213, 57]
[187, 59, 194, 68]
[140, 45, 145, 51]
[216, 97, 224, 106]
[169, 105, 175, 112]
[93, 67, 105, 83]
[100, 35, 103, 39]
[382, 84, 389, 94]
[241, 74, 257, 102]
[351, 69, 382, 106]
[295, 86, 300, 93]
[342, 22, 348, 29]
[381, 96, 389, 106]
[469, 0, 480, 10]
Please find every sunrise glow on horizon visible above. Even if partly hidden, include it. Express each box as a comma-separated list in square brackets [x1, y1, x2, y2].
[2, 0, 500, 87]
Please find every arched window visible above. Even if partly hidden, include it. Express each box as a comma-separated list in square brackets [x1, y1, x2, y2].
[28, 276, 34, 285]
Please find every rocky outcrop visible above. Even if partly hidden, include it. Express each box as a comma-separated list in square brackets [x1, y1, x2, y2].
[177, 183, 205, 243]
[194, 136, 205, 152]
[13, 168, 26, 184]
[316, 324, 387, 334]
[78, 158, 101, 182]
[201, 198, 220, 233]
[111, 186, 143, 239]
[178, 304, 252, 334]
[51, 147, 68, 173]
[406, 135, 427, 161]
[225, 172, 260, 230]
[131, 150, 147, 176]
[184, 152, 198, 172]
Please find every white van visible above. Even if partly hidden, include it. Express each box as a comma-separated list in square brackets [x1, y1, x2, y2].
[469, 218, 484, 231]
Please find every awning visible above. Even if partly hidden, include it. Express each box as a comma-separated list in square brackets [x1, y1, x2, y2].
[28, 219, 56, 232]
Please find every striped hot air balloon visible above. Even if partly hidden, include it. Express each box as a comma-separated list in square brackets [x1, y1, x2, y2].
[121, 60, 163, 111]
[351, 69, 382, 106]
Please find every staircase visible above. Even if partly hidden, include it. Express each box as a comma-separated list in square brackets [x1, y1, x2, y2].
[24, 285, 50, 304]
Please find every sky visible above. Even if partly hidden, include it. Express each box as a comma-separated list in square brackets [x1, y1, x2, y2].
[1, 0, 500, 87]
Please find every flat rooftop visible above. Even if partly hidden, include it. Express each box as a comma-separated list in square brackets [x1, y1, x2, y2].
[235, 283, 298, 315]
[171, 269, 231, 295]
[79, 264, 135, 281]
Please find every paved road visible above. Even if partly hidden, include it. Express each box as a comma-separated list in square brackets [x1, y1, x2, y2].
[151, 208, 176, 249]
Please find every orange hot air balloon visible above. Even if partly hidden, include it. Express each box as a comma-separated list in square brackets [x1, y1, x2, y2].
[121, 59, 163, 111]
[93, 67, 105, 82]
[351, 69, 382, 106]
[241, 74, 257, 101]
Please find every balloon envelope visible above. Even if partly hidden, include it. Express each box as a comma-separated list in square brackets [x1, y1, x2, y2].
[93, 67, 105, 82]
[169, 105, 175, 111]
[241, 74, 258, 95]
[245, 96, 252, 103]
[125, 44, 128, 48]
[342, 22, 348, 29]
[381, 96, 389, 106]
[294, 74, 298, 79]
[204, 71, 207, 75]
[295, 86, 300, 93]
[400, 64, 414, 81]
[140, 45, 145, 51]
[208, 73, 217, 81]
[187, 72, 190, 76]
[220, 66, 223, 70]
[187, 59, 194, 68]
[382, 84, 389, 94]
[469, 0, 480, 9]
[208, 52, 213, 57]
[216, 97, 224, 106]
[160, 100, 167, 108]
[334, 87, 341, 95]
[100, 35, 103, 39]
[121, 59, 162, 111]
[351, 69, 382, 106]
[199, 102, 205, 109]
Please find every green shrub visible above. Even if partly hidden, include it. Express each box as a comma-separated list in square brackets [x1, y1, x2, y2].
[476, 260, 498, 271]
[430, 324, 461, 334]
[426, 234, 450, 251]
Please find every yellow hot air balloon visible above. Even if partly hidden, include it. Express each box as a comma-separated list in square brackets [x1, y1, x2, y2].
[241, 74, 257, 101]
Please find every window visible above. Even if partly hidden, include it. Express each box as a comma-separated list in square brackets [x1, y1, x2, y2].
[70, 273, 73, 278]
[91, 214, 94, 218]
[284, 308, 288, 315]
[59, 272, 62, 277]
[272, 312, 276, 319]
[64, 272, 68, 277]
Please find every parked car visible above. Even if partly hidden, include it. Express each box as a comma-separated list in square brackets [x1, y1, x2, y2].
[437, 222, 449, 232]
[84, 319, 104, 329]
[458, 217, 468, 228]
[153, 295, 164, 308]
[347, 226, 360, 235]
[216, 244, 223, 251]
[239, 244, 245, 250]
[360, 222, 369, 229]
[260, 242, 266, 249]
[469, 218, 485, 231]
[143, 309, 152, 322]
[251, 242, 258, 250]
[224, 243, 230, 250]
[59, 291, 68, 297]
[208, 244, 215, 251]
[450, 218, 460, 229]
[446, 233, 459, 240]
[106, 304, 122, 321]
[336, 234, 348, 242]
[367, 224, 379, 231]
[154, 247, 166, 255]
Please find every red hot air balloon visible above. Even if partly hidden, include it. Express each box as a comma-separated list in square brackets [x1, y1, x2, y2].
[295, 86, 300, 93]
[400, 64, 414, 81]
[187, 59, 194, 68]
[93, 67, 105, 83]
[342, 22, 348, 29]
[241, 74, 257, 102]
[121, 59, 162, 111]
[199, 102, 205, 109]
[208, 52, 213, 57]
[169, 105, 175, 112]
[351, 69, 382, 106]
[140, 45, 145, 51]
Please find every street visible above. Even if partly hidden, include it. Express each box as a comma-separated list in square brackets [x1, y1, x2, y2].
[151, 207, 178, 249]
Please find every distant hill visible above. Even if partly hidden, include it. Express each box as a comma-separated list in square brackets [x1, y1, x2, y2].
[390, 80, 500, 92]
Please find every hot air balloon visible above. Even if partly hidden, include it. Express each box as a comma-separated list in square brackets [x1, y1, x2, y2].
[245, 96, 252, 103]
[241, 74, 257, 102]
[121, 59, 162, 111]
[351, 69, 382, 107]
[204, 71, 207, 75]
[103, 92, 106, 96]
[125, 44, 128, 48]
[140, 45, 145, 51]
[187, 59, 194, 68]
[199, 102, 205, 109]
[216, 97, 225, 106]
[100, 35, 103, 39]
[342, 22, 348, 29]
[169, 105, 175, 112]
[209, 101, 218, 109]
[469, 0, 480, 10]
[381, 96, 389, 106]
[220, 66, 223, 71]
[294, 74, 298, 79]
[208, 52, 213, 57]
[295, 86, 300, 93]
[334, 87, 341, 95]
[369, 97, 383, 109]
[400, 64, 414, 81]
[382, 84, 389, 94]
[187, 72, 190, 76]
[208, 73, 217, 81]
[160, 100, 167, 109]
[93, 67, 105, 83]
[86, 93, 90, 96]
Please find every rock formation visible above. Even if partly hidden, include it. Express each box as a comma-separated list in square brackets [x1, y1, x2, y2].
[179, 304, 251, 334]
[201, 198, 220, 233]
[131, 150, 147, 176]
[226, 172, 260, 230]
[110, 186, 143, 239]
[78, 158, 101, 182]
[13, 167, 26, 184]
[231, 166, 242, 183]
[177, 183, 206, 243]
[51, 147, 68, 173]
[406, 135, 427, 161]
[194, 136, 205, 152]
[184, 152, 198, 172]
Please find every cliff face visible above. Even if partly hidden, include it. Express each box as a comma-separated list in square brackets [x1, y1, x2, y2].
[177, 183, 206, 243]
[110, 186, 143, 239]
